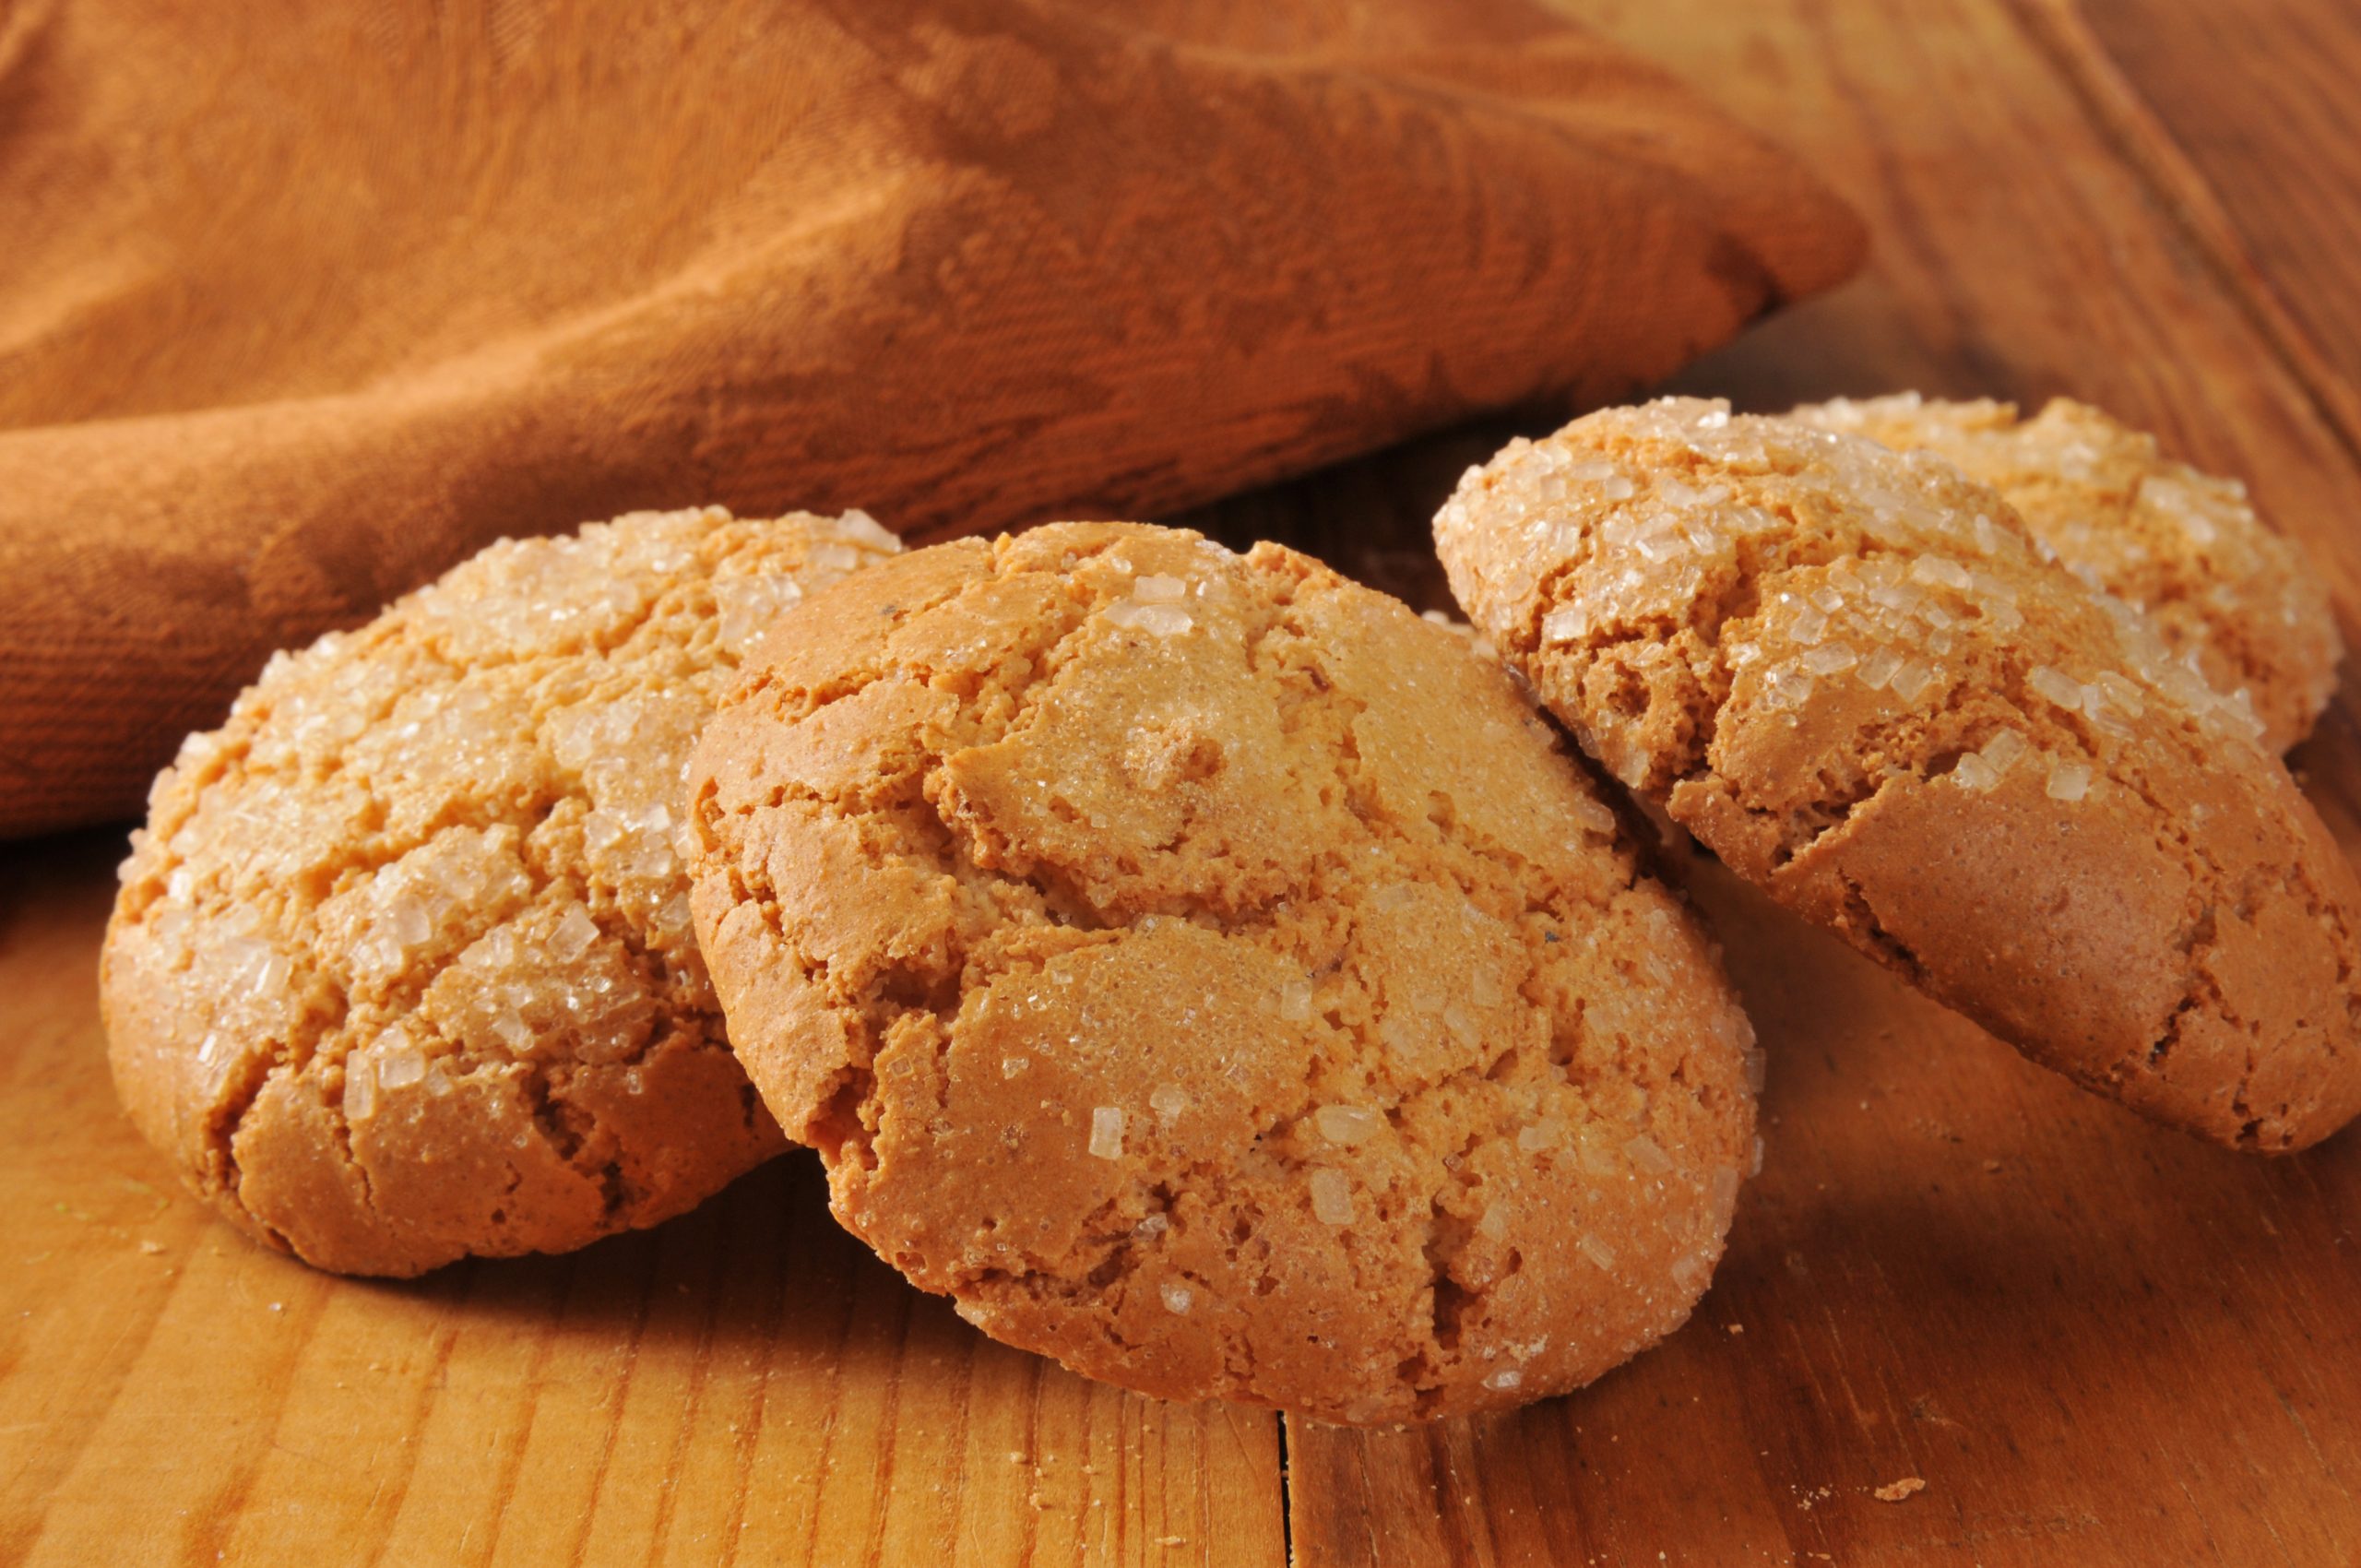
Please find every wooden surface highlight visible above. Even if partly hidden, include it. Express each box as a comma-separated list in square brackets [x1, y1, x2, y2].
[10, 0, 2361, 1562]
[0, 834, 1285, 1567]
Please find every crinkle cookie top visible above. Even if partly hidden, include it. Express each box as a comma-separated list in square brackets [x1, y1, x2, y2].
[1791, 394, 2340, 750]
[689, 521, 1757, 1424]
[1436, 398, 2361, 1150]
[102, 507, 898, 1276]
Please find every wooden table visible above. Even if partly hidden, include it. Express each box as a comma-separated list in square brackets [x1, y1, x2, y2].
[7, 1, 2361, 1562]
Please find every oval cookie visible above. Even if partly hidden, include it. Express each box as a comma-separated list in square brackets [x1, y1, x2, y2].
[688, 521, 1757, 1423]
[1790, 394, 2340, 751]
[1435, 398, 2361, 1151]
[102, 507, 899, 1276]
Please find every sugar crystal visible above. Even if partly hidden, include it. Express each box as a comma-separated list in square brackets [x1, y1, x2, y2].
[1857, 647, 1903, 690]
[2093, 671, 2145, 718]
[1760, 668, 1816, 710]
[1315, 1104, 1382, 1145]
[1981, 728, 2028, 773]
[2046, 759, 2094, 802]
[1950, 752, 2000, 792]
[490, 1009, 535, 1052]
[1626, 1133, 1675, 1175]
[1159, 1281, 1193, 1314]
[1442, 1001, 1481, 1045]
[2027, 665, 2086, 712]
[1540, 605, 1590, 646]
[1888, 660, 1936, 703]
[344, 1061, 377, 1122]
[376, 1048, 426, 1089]
[549, 905, 600, 960]
[1088, 1105, 1125, 1159]
[1103, 600, 1193, 636]
[1309, 1168, 1355, 1226]
[1909, 556, 1972, 591]
[387, 897, 433, 948]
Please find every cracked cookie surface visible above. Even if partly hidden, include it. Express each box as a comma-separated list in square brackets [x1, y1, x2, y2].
[688, 521, 1756, 1424]
[1791, 394, 2340, 751]
[1436, 398, 2361, 1150]
[101, 506, 898, 1277]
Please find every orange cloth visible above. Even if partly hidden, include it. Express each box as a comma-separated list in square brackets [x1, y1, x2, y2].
[0, 0, 1863, 835]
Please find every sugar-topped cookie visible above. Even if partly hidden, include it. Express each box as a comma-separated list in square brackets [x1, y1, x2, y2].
[688, 521, 1758, 1423]
[1790, 395, 2339, 751]
[1436, 399, 2361, 1150]
[102, 507, 899, 1276]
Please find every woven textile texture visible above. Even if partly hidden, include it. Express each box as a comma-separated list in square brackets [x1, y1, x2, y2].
[0, 0, 1864, 834]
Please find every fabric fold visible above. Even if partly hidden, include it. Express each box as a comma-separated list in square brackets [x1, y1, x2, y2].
[0, 0, 1865, 834]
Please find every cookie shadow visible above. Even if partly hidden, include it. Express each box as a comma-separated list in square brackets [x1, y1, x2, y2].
[378, 1148, 985, 1366]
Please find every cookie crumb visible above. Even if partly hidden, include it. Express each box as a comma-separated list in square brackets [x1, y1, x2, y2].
[1874, 1477, 1927, 1503]
[1726, 1323, 1743, 1335]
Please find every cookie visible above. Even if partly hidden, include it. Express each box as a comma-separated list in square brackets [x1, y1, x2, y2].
[1789, 394, 2340, 751]
[1435, 398, 2361, 1151]
[687, 521, 1758, 1423]
[102, 506, 899, 1277]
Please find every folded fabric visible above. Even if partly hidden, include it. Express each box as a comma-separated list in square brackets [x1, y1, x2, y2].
[0, 0, 1864, 836]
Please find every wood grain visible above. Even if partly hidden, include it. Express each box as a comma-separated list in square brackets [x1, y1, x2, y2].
[0, 832, 1287, 1567]
[11, 0, 2361, 1562]
[2036, 0, 2361, 455]
[1272, 0, 2361, 1561]
[1289, 861, 2361, 1565]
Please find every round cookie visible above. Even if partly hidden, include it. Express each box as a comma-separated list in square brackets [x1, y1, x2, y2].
[688, 520, 1758, 1424]
[1436, 398, 2361, 1151]
[1790, 394, 2340, 751]
[102, 506, 900, 1277]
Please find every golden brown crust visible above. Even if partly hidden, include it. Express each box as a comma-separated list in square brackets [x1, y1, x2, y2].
[101, 507, 898, 1277]
[1789, 395, 2341, 751]
[1436, 398, 2361, 1151]
[689, 521, 1756, 1424]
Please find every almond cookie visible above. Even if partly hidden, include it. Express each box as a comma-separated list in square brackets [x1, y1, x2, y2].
[1790, 394, 2340, 751]
[1435, 398, 2361, 1151]
[102, 506, 898, 1277]
[688, 521, 1757, 1423]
